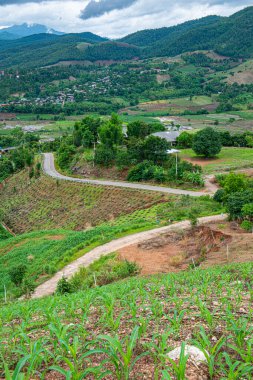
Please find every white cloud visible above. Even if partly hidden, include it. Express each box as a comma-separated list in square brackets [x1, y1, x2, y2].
[0, 1, 251, 38]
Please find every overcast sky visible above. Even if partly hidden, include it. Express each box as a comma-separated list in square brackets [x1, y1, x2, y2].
[0, 0, 252, 38]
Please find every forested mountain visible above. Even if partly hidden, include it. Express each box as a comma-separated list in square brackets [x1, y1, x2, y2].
[120, 16, 221, 47]
[0, 6, 253, 68]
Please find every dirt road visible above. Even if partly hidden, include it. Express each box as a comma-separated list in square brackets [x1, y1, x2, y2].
[32, 214, 226, 299]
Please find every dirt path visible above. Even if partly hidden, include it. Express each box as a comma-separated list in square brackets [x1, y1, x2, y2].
[43, 153, 214, 197]
[31, 214, 226, 299]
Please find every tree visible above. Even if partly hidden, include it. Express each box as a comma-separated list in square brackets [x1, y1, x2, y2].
[142, 136, 169, 164]
[192, 127, 222, 158]
[57, 139, 76, 168]
[176, 132, 193, 148]
[94, 145, 116, 167]
[99, 118, 123, 149]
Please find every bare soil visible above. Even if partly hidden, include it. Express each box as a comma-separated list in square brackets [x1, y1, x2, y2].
[119, 222, 253, 275]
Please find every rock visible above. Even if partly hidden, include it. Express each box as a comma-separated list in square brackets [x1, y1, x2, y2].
[167, 345, 209, 365]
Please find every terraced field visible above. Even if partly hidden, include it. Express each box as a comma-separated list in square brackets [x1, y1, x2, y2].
[0, 170, 167, 234]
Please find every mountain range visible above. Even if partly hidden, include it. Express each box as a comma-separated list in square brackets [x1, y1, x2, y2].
[0, 6, 253, 69]
[0, 23, 64, 40]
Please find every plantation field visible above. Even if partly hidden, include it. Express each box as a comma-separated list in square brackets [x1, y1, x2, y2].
[1, 262, 252, 378]
[0, 190, 223, 300]
[0, 170, 166, 234]
[180, 147, 253, 174]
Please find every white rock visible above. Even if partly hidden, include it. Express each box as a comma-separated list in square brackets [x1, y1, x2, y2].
[167, 345, 209, 365]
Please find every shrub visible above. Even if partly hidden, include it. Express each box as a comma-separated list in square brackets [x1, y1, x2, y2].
[56, 276, 72, 295]
[182, 171, 204, 186]
[226, 190, 253, 220]
[242, 203, 253, 221]
[213, 189, 226, 203]
[241, 220, 253, 232]
[95, 145, 116, 167]
[223, 173, 248, 195]
[9, 264, 27, 286]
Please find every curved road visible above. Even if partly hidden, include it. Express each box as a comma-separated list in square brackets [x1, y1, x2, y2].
[31, 214, 226, 299]
[43, 153, 214, 197]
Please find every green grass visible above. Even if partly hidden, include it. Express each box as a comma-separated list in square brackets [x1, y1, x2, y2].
[1, 261, 252, 378]
[180, 147, 253, 174]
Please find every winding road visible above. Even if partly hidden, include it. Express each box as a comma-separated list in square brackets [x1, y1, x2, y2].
[32, 214, 226, 299]
[28, 154, 223, 299]
[43, 153, 215, 197]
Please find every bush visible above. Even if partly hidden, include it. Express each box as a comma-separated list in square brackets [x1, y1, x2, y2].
[192, 127, 222, 158]
[9, 264, 27, 286]
[241, 220, 253, 232]
[223, 173, 248, 195]
[226, 190, 253, 220]
[213, 189, 226, 203]
[182, 171, 204, 186]
[127, 161, 166, 183]
[94, 145, 116, 167]
[56, 276, 72, 295]
[242, 203, 253, 221]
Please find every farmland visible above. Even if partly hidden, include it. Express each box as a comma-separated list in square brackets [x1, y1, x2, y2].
[180, 147, 253, 173]
[0, 169, 166, 234]
[0, 262, 252, 379]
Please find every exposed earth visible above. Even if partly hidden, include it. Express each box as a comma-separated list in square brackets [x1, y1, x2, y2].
[119, 221, 253, 275]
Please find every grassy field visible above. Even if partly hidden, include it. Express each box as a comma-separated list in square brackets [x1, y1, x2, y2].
[180, 147, 253, 174]
[1, 262, 252, 378]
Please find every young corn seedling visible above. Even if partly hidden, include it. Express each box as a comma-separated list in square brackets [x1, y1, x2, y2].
[220, 352, 253, 380]
[93, 326, 148, 380]
[193, 326, 226, 379]
[166, 342, 189, 380]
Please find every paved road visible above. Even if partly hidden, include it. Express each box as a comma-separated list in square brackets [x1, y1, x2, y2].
[43, 153, 213, 197]
[31, 214, 227, 299]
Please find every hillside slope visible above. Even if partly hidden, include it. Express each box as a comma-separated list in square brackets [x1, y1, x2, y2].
[1, 7, 253, 68]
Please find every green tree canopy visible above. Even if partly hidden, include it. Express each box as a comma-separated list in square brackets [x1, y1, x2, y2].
[192, 127, 222, 158]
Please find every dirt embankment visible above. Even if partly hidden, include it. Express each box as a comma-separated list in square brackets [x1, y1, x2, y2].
[119, 222, 253, 275]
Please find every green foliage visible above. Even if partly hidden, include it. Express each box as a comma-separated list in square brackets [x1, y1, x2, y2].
[242, 203, 253, 221]
[56, 276, 72, 295]
[94, 144, 116, 167]
[57, 139, 76, 168]
[192, 127, 222, 158]
[8, 264, 27, 286]
[223, 173, 248, 195]
[240, 220, 253, 232]
[226, 190, 253, 220]
[176, 132, 193, 149]
[127, 161, 166, 183]
[213, 189, 226, 203]
[70, 254, 140, 292]
[98, 114, 123, 149]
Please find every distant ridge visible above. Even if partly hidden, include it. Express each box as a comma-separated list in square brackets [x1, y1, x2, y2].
[0, 23, 64, 40]
[0, 7, 253, 68]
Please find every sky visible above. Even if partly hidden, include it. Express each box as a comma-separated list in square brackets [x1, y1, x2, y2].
[0, 0, 252, 38]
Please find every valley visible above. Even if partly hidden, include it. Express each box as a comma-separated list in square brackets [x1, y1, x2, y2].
[0, 5, 253, 380]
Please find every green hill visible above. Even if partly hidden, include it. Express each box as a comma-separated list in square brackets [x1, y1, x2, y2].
[1, 7, 253, 68]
